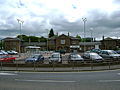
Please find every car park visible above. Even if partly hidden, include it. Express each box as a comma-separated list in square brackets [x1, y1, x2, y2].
[99, 50, 120, 59]
[49, 52, 62, 64]
[25, 54, 44, 63]
[0, 55, 16, 63]
[83, 52, 103, 62]
[68, 53, 84, 63]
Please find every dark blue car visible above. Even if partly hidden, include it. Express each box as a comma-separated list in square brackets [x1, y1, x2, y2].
[25, 54, 44, 63]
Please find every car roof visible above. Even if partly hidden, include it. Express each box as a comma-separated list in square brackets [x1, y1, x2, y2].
[101, 50, 114, 52]
[85, 52, 98, 55]
[52, 52, 60, 54]
[89, 53, 98, 55]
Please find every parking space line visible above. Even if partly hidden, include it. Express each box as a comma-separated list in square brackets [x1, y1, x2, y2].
[15, 79, 75, 83]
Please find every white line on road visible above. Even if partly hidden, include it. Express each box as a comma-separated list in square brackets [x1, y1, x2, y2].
[117, 73, 120, 75]
[0, 72, 17, 75]
[99, 80, 120, 82]
[15, 79, 75, 83]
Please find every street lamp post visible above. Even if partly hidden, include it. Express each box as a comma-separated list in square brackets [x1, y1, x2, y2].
[17, 19, 24, 53]
[90, 28, 93, 49]
[45, 29, 49, 51]
[82, 18, 87, 52]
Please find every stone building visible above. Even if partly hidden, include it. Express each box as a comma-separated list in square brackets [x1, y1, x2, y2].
[3, 37, 47, 53]
[48, 34, 80, 52]
[3, 37, 21, 52]
[101, 37, 118, 50]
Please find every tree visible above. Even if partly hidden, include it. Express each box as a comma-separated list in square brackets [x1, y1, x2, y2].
[48, 28, 55, 38]
[76, 35, 81, 41]
[16, 35, 47, 42]
[40, 36, 47, 42]
[17, 35, 29, 42]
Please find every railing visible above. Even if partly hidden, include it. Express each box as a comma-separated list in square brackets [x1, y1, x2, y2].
[0, 58, 120, 72]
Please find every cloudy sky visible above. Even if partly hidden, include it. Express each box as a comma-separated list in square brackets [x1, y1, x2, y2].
[0, 0, 120, 40]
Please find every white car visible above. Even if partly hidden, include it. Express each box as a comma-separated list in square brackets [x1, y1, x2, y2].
[69, 53, 84, 63]
[49, 52, 62, 63]
[7, 50, 18, 55]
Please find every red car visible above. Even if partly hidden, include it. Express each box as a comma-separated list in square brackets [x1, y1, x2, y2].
[0, 55, 16, 63]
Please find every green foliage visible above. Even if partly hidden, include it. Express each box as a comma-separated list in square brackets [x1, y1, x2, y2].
[17, 35, 47, 42]
[76, 35, 81, 41]
[39, 36, 47, 42]
[0, 40, 4, 49]
[49, 28, 55, 38]
[0, 41, 2, 49]
[81, 38, 92, 42]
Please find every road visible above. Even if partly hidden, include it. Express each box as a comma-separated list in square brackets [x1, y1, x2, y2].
[0, 70, 120, 90]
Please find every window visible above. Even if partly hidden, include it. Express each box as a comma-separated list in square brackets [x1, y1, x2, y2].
[61, 40, 65, 44]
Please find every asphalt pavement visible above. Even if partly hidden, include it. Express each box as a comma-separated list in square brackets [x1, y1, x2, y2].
[0, 70, 120, 90]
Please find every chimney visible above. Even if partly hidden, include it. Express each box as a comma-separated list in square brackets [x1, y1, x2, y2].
[102, 35, 104, 40]
[68, 32, 70, 36]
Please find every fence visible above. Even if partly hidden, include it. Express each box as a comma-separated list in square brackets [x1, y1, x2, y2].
[0, 59, 120, 72]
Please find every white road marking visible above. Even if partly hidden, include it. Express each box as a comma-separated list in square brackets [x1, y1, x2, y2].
[15, 79, 75, 83]
[117, 73, 120, 75]
[0, 72, 17, 75]
[99, 80, 120, 82]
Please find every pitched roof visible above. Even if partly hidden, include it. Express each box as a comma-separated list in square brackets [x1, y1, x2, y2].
[49, 34, 79, 40]
[2, 37, 21, 41]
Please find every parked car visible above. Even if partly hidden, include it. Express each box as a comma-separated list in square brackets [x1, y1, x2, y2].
[49, 52, 62, 64]
[116, 50, 120, 54]
[0, 50, 8, 55]
[99, 50, 120, 59]
[7, 50, 18, 55]
[68, 53, 84, 63]
[25, 54, 44, 63]
[0, 55, 16, 63]
[83, 52, 103, 62]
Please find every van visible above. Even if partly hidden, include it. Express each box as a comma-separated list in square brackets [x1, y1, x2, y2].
[49, 52, 62, 63]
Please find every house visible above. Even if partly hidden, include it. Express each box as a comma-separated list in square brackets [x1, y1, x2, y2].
[3, 37, 47, 53]
[48, 34, 80, 52]
[3, 37, 21, 52]
[101, 37, 118, 50]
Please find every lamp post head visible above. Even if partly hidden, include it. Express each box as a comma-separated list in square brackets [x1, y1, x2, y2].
[17, 19, 24, 24]
[82, 18, 87, 22]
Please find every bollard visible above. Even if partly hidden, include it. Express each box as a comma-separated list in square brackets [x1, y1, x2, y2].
[72, 62, 75, 71]
[0, 61, 2, 70]
[91, 60, 93, 70]
[33, 61, 35, 71]
[52, 61, 55, 71]
[16, 61, 18, 71]
[108, 59, 111, 69]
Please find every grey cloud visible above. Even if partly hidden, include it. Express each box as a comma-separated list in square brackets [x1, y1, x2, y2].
[0, 0, 120, 40]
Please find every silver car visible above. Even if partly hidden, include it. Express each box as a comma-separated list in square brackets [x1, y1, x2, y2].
[83, 52, 103, 62]
[99, 50, 120, 59]
[69, 54, 84, 63]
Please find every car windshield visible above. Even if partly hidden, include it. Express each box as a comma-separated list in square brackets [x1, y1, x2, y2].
[32, 55, 39, 58]
[52, 54, 60, 58]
